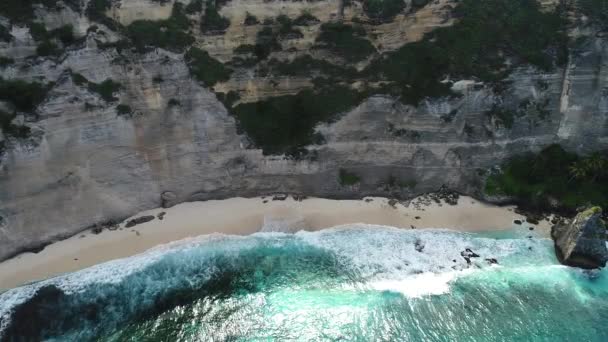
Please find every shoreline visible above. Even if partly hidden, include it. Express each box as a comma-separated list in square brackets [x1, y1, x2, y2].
[0, 195, 550, 290]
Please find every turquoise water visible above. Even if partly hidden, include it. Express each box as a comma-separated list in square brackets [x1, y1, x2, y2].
[1, 225, 607, 341]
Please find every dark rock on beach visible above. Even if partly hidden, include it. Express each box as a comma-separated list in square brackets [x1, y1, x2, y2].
[125, 215, 155, 228]
[414, 239, 425, 252]
[161, 191, 178, 208]
[552, 207, 608, 269]
[272, 194, 288, 201]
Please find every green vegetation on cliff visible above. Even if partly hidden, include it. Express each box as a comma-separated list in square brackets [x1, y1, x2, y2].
[218, 0, 568, 155]
[0, 78, 49, 112]
[185, 47, 232, 87]
[363, 0, 406, 22]
[366, 0, 567, 105]
[232, 86, 362, 156]
[127, 3, 194, 52]
[200, 0, 230, 33]
[316, 23, 375, 62]
[0, 0, 72, 23]
[485, 145, 608, 213]
[0, 110, 30, 138]
[71, 72, 122, 102]
[578, 0, 608, 29]
[0, 25, 12, 42]
[339, 169, 361, 186]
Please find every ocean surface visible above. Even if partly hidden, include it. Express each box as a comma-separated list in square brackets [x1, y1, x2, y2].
[1, 224, 607, 341]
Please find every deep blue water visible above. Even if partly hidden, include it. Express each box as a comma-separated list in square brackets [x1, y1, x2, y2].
[1, 225, 607, 341]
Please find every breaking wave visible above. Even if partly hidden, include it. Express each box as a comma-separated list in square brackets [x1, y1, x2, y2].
[1, 225, 607, 341]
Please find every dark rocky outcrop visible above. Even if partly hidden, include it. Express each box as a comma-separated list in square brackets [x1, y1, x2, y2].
[125, 215, 155, 228]
[551, 207, 608, 269]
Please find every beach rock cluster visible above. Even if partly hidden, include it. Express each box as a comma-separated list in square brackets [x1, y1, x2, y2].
[551, 207, 608, 269]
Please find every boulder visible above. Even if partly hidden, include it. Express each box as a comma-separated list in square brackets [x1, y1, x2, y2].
[552, 207, 608, 269]
[161, 191, 178, 208]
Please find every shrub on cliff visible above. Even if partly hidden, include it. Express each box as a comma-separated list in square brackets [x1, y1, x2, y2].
[127, 3, 194, 52]
[200, 0, 230, 34]
[339, 169, 360, 186]
[185, 47, 232, 87]
[0, 78, 49, 112]
[0, 110, 30, 138]
[231, 86, 361, 156]
[244, 12, 259, 26]
[316, 23, 375, 62]
[88, 79, 122, 102]
[363, 0, 406, 22]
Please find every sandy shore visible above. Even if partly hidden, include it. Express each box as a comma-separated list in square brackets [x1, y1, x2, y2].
[0, 195, 549, 290]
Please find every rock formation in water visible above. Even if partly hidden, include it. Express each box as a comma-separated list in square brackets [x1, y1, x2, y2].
[552, 207, 608, 269]
[0, 0, 607, 260]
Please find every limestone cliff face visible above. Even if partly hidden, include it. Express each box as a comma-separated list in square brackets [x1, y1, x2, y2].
[0, 0, 607, 261]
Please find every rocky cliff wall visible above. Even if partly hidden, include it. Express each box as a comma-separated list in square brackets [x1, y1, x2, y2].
[0, 0, 607, 261]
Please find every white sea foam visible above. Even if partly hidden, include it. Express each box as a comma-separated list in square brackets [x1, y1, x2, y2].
[0, 224, 555, 336]
[365, 270, 474, 298]
[296, 224, 553, 297]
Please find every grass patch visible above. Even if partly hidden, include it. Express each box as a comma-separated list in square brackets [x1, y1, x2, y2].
[231, 86, 361, 155]
[485, 144, 608, 214]
[185, 47, 232, 87]
[339, 168, 360, 186]
[0, 78, 49, 112]
[316, 22, 375, 62]
[127, 3, 194, 52]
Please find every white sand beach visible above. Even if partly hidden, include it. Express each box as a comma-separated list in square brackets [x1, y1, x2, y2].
[0, 195, 549, 290]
